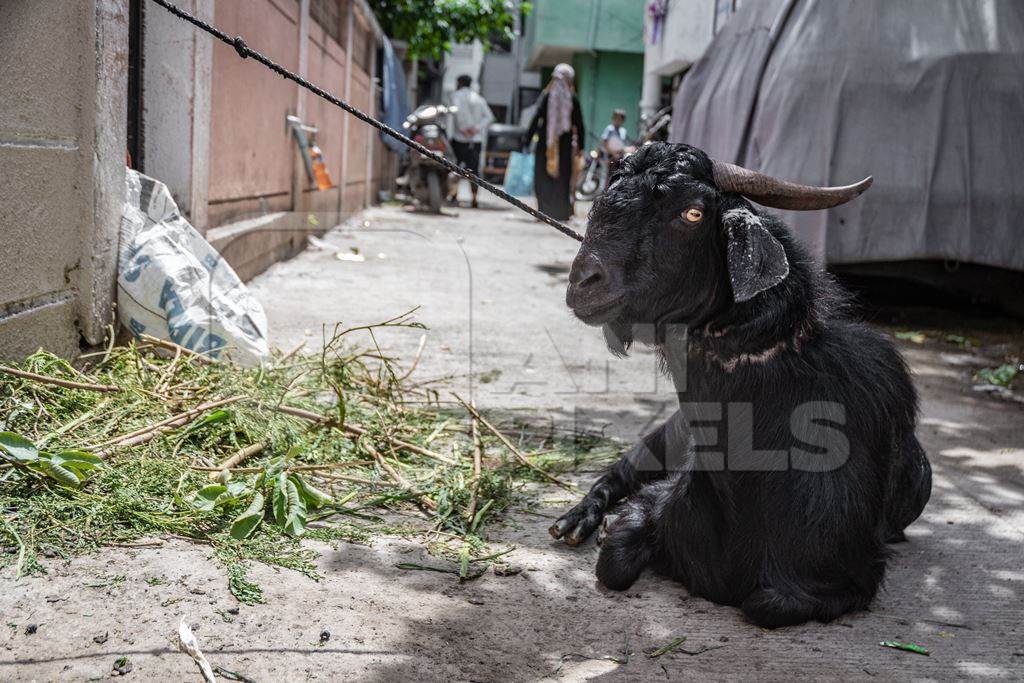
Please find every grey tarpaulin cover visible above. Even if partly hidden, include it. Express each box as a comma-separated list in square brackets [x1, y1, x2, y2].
[671, 0, 1024, 272]
[379, 36, 411, 155]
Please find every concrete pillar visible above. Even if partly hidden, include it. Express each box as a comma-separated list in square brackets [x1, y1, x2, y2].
[0, 0, 127, 358]
[293, 0, 311, 214]
[640, 69, 662, 119]
[190, 1, 213, 232]
[143, 0, 213, 231]
[338, 0, 356, 216]
[365, 47, 379, 208]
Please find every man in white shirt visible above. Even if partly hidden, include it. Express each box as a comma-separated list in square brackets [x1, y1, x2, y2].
[448, 75, 495, 208]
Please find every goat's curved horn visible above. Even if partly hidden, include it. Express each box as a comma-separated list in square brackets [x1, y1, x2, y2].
[711, 160, 873, 211]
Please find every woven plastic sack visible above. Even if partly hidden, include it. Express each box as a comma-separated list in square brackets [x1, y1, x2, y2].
[118, 169, 269, 365]
[503, 151, 534, 197]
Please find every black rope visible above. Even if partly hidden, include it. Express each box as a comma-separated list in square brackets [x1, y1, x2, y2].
[147, 0, 585, 242]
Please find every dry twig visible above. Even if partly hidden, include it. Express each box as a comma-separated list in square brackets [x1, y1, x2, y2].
[452, 393, 574, 490]
[398, 333, 428, 381]
[138, 334, 216, 365]
[94, 395, 245, 457]
[209, 442, 266, 480]
[467, 403, 483, 522]
[363, 441, 436, 510]
[270, 403, 457, 466]
[192, 460, 373, 474]
[0, 365, 121, 394]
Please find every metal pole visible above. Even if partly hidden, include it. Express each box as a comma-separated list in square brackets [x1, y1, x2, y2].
[510, 0, 522, 124]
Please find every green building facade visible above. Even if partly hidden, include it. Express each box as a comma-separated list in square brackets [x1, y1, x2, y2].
[525, 0, 646, 146]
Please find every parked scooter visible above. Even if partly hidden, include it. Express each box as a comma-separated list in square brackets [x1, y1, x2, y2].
[575, 136, 635, 201]
[400, 104, 458, 213]
[575, 147, 610, 202]
[638, 105, 672, 144]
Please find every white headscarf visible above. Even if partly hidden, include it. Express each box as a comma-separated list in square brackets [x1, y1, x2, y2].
[545, 63, 575, 177]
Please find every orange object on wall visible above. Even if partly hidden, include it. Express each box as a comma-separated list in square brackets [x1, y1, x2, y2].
[309, 143, 334, 191]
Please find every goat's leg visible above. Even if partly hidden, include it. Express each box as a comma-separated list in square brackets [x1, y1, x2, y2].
[742, 549, 885, 628]
[741, 580, 878, 629]
[551, 414, 687, 546]
[885, 431, 931, 543]
[595, 477, 674, 590]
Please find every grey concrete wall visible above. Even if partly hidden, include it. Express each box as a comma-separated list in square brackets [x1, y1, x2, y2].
[0, 0, 127, 360]
[643, 0, 716, 77]
[142, 0, 213, 231]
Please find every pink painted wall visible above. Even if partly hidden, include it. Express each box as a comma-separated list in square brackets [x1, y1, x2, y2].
[343, 32, 372, 212]
[304, 18, 347, 214]
[209, 0, 300, 224]
[205, 0, 381, 227]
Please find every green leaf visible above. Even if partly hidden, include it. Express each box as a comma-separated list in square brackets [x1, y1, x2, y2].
[272, 473, 289, 524]
[229, 492, 265, 540]
[329, 379, 346, 427]
[879, 640, 930, 656]
[978, 363, 1019, 388]
[194, 409, 231, 428]
[470, 498, 493, 534]
[52, 450, 103, 471]
[273, 473, 307, 536]
[35, 459, 84, 487]
[282, 510, 307, 537]
[192, 484, 228, 511]
[367, 0, 525, 60]
[294, 475, 332, 509]
[180, 409, 232, 438]
[647, 636, 687, 658]
[264, 457, 283, 477]
[226, 479, 249, 497]
[265, 451, 293, 478]
[0, 432, 38, 462]
[894, 331, 925, 344]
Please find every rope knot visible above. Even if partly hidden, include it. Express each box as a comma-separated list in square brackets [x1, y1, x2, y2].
[232, 36, 249, 59]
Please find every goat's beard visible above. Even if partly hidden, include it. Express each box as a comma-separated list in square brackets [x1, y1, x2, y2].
[602, 305, 696, 357]
[602, 318, 634, 357]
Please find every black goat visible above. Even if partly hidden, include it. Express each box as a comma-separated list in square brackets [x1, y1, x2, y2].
[551, 142, 931, 628]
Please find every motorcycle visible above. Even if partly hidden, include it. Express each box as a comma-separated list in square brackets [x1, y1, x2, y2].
[400, 103, 458, 213]
[575, 137, 634, 202]
[575, 147, 609, 202]
[638, 105, 672, 144]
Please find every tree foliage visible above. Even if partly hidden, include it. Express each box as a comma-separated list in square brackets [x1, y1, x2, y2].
[368, 0, 530, 60]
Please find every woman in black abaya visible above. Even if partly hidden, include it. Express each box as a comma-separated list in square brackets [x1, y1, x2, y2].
[525, 64, 585, 221]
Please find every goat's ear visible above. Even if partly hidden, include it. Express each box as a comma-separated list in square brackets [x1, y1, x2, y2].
[721, 205, 790, 302]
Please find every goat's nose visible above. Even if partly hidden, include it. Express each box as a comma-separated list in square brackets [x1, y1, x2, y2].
[569, 252, 607, 290]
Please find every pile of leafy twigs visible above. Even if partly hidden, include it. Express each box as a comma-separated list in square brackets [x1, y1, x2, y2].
[0, 314, 606, 603]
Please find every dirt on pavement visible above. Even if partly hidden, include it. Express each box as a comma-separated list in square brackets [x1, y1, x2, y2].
[3, 197, 1022, 681]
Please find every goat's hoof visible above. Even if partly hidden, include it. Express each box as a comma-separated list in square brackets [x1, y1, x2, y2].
[596, 513, 621, 546]
[548, 518, 573, 539]
[550, 500, 602, 546]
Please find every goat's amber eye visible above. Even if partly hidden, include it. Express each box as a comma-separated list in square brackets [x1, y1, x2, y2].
[684, 207, 704, 223]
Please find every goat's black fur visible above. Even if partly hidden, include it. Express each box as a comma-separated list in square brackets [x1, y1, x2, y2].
[555, 143, 931, 628]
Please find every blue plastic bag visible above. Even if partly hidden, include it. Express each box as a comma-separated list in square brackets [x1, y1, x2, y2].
[503, 151, 534, 197]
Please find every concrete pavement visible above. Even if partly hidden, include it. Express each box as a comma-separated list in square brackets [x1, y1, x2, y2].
[3, 196, 1021, 681]
[246, 197, 1024, 679]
